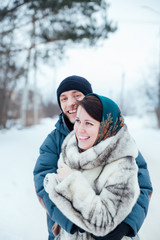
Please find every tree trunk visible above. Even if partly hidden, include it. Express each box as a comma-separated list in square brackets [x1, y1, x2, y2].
[156, 77, 160, 128]
[21, 49, 31, 127]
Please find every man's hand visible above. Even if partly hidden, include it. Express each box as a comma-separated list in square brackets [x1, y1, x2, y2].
[57, 163, 72, 181]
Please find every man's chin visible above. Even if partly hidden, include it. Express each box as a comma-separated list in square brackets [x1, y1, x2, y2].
[68, 117, 75, 124]
[63, 112, 76, 124]
[67, 115, 76, 124]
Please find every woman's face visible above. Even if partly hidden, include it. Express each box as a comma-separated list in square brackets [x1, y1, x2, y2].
[74, 106, 100, 150]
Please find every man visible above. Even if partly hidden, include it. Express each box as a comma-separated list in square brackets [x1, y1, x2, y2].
[33, 75, 152, 240]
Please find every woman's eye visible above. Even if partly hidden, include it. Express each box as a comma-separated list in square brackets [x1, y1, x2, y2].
[75, 119, 80, 123]
[86, 122, 92, 126]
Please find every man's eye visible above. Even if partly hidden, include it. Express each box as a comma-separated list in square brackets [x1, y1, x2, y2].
[60, 97, 67, 102]
[75, 94, 81, 98]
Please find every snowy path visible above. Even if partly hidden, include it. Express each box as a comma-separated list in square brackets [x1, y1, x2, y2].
[125, 117, 160, 240]
[0, 117, 159, 240]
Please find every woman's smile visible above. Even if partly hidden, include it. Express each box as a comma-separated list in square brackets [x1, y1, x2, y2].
[78, 135, 90, 141]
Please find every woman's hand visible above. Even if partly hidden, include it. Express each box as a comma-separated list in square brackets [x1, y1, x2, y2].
[57, 163, 72, 181]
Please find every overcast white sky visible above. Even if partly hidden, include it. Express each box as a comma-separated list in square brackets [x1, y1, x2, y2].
[38, 0, 160, 102]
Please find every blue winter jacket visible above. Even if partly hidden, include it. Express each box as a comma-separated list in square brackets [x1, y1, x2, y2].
[33, 114, 153, 239]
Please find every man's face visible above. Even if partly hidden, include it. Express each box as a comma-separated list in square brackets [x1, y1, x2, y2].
[60, 90, 85, 123]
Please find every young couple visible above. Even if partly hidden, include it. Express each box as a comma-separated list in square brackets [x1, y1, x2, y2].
[33, 75, 152, 240]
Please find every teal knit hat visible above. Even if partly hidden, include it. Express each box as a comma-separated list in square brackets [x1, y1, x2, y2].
[86, 93, 124, 143]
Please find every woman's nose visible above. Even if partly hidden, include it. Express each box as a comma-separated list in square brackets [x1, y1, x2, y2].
[78, 124, 86, 133]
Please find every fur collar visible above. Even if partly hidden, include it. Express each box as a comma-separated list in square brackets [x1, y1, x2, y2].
[59, 124, 138, 170]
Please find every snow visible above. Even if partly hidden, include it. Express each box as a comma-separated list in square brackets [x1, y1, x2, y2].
[0, 115, 159, 240]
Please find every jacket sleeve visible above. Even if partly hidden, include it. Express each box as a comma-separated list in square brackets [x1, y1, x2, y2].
[44, 158, 140, 237]
[123, 151, 153, 237]
[33, 130, 73, 233]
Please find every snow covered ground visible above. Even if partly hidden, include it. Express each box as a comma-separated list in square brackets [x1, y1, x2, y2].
[0, 115, 159, 240]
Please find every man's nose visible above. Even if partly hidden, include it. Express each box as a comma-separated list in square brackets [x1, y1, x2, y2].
[67, 97, 76, 106]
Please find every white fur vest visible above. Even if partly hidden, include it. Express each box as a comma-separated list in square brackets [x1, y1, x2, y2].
[44, 124, 140, 240]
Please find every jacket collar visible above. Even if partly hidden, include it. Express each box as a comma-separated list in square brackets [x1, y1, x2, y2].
[55, 113, 72, 136]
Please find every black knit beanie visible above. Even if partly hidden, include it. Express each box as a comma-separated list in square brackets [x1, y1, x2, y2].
[57, 75, 93, 108]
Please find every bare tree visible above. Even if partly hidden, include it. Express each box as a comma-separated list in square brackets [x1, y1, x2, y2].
[138, 66, 160, 128]
[0, 0, 117, 128]
[0, 12, 25, 128]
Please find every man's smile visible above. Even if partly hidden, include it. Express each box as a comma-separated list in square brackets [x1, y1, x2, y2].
[68, 109, 77, 114]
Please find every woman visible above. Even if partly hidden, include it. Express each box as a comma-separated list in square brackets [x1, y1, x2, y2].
[44, 93, 140, 240]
